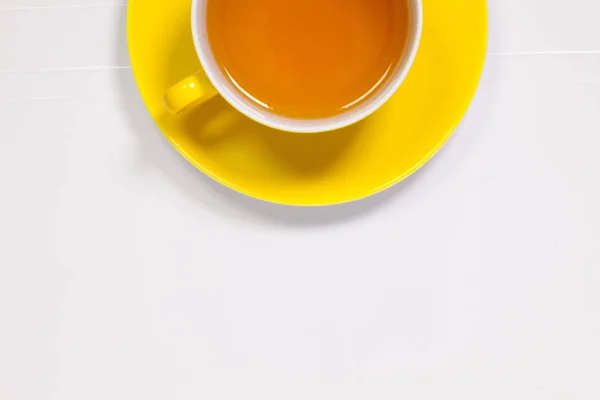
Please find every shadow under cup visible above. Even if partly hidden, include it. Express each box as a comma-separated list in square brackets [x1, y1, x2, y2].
[191, 0, 423, 133]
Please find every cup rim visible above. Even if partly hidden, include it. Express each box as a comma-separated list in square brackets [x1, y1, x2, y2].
[191, 0, 423, 133]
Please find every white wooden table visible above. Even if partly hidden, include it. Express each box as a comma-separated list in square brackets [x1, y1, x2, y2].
[1, 1, 599, 399]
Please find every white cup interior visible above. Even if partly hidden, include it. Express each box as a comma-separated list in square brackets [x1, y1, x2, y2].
[192, 0, 423, 133]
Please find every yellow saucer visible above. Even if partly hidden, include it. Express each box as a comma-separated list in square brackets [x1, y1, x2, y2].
[127, 0, 488, 205]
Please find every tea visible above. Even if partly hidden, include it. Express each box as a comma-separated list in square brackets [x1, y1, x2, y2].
[206, 0, 410, 119]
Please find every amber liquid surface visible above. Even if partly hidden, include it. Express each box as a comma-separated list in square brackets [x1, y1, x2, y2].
[206, 0, 410, 119]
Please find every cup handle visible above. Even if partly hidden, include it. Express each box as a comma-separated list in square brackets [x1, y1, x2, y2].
[162, 72, 219, 114]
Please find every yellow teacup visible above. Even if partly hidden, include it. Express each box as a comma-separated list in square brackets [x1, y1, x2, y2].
[163, 0, 423, 133]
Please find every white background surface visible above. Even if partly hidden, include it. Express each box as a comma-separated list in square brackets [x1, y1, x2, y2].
[1, 1, 599, 399]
